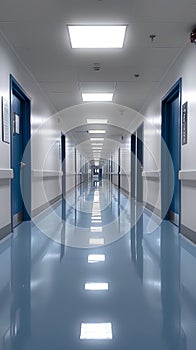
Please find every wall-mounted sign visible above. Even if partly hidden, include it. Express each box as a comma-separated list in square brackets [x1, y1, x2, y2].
[1, 97, 10, 143]
[13, 113, 20, 134]
[182, 102, 188, 145]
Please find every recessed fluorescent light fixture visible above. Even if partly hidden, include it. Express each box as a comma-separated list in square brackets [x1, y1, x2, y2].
[80, 322, 113, 340]
[82, 93, 113, 102]
[84, 283, 109, 291]
[89, 130, 106, 134]
[68, 25, 126, 49]
[92, 147, 102, 150]
[90, 138, 104, 141]
[87, 119, 108, 124]
[91, 143, 103, 146]
[88, 254, 105, 263]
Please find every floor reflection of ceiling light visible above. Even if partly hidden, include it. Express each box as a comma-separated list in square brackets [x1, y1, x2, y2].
[85, 282, 109, 291]
[90, 227, 103, 232]
[89, 238, 104, 245]
[88, 254, 105, 263]
[91, 220, 102, 223]
[80, 322, 113, 340]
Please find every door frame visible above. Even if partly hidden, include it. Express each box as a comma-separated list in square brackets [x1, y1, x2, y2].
[118, 147, 121, 189]
[61, 133, 66, 197]
[161, 78, 182, 226]
[136, 123, 144, 203]
[10, 75, 31, 229]
[131, 133, 136, 199]
[61, 133, 66, 220]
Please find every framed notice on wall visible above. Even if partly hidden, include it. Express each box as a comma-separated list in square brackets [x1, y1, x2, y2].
[1, 97, 10, 143]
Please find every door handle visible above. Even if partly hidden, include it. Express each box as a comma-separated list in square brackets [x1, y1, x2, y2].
[19, 162, 26, 168]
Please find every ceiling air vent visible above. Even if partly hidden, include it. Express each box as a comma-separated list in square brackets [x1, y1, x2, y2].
[93, 63, 101, 72]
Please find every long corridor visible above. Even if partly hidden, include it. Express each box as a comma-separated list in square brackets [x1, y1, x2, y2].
[0, 180, 196, 350]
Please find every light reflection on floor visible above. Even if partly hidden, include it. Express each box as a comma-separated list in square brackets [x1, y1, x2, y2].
[0, 180, 195, 350]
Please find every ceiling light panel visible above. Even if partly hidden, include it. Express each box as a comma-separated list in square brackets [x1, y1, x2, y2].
[89, 130, 106, 134]
[68, 25, 126, 49]
[82, 93, 113, 102]
[91, 143, 103, 146]
[90, 138, 104, 141]
[87, 119, 108, 124]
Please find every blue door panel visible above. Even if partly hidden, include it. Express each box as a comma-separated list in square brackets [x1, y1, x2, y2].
[169, 97, 180, 215]
[12, 94, 23, 216]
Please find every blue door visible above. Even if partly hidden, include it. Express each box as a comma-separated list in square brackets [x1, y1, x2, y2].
[12, 93, 24, 226]
[168, 96, 180, 223]
[131, 133, 136, 199]
[169, 97, 180, 215]
[161, 79, 181, 226]
[137, 124, 143, 203]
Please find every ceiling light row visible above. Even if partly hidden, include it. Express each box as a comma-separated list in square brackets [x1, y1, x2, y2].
[68, 25, 127, 102]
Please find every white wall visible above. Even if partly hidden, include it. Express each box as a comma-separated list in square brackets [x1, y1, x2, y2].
[0, 31, 62, 230]
[65, 136, 76, 193]
[120, 136, 131, 193]
[142, 42, 196, 232]
[112, 148, 119, 187]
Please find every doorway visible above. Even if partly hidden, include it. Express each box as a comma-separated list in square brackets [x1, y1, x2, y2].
[161, 79, 182, 226]
[61, 134, 66, 220]
[10, 76, 31, 228]
[136, 124, 143, 204]
[131, 133, 136, 199]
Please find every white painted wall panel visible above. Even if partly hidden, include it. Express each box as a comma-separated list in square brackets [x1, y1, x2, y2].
[142, 42, 196, 231]
[120, 136, 131, 193]
[0, 32, 61, 228]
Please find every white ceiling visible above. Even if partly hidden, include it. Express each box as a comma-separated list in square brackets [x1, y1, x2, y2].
[0, 0, 195, 162]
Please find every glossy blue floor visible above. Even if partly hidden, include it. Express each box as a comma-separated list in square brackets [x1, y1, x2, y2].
[0, 180, 196, 350]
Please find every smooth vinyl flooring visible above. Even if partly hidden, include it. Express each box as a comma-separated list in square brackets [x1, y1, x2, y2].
[0, 180, 196, 350]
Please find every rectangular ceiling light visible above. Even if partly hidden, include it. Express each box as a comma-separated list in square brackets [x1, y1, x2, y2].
[80, 322, 113, 340]
[87, 119, 108, 124]
[68, 25, 126, 48]
[90, 138, 104, 141]
[84, 283, 109, 291]
[92, 147, 102, 150]
[88, 254, 105, 263]
[91, 143, 103, 146]
[89, 130, 106, 134]
[82, 93, 113, 102]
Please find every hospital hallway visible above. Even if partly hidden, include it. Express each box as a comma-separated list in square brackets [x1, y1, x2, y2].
[0, 179, 195, 350]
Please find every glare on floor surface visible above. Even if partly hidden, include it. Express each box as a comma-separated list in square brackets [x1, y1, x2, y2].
[91, 220, 102, 223]
[88, 254, 105, 263]
[80, 322, 113, 340]
[84, 282, 109, 291]
[90, 227, 103, 232]
[89, 238, 104, 245]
